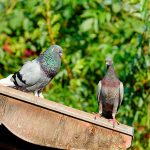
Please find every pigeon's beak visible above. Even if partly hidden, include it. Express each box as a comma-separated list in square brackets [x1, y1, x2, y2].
[106, 62, 110, 69]
[106, 62, 109, 65]
[59, 53, 63, 58]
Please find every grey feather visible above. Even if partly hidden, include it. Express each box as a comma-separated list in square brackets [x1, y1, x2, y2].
[0, 45, 63, 97]
[13, 60, 42, 86]
[96, 81, 101, 104]
[119, 82, 124, 106]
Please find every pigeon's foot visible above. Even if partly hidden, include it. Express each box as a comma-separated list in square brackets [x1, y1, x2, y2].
[92, 112, 102, 120]
[34, 91, 44, 99]
[34, 90, 39, 97]
[39, 92, 44, 98]
[108, 118, 120, 128]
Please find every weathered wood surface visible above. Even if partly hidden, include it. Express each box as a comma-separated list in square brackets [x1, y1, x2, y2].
[0, 85, 134, 150]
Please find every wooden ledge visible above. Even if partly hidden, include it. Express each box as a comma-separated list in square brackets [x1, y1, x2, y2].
[0, 85, 134, 149]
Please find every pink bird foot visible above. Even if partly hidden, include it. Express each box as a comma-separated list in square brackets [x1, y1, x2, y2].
[92, 112, 102, 120]
[108, 118, 120, 128]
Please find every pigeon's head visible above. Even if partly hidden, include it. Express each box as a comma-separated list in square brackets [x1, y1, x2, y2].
[51, 45, 63, 58]
[105, 57, 113, 68]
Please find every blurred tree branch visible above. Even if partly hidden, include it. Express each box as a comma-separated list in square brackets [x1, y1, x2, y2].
[44, 0, 73, 80]
[44, 0, 55, 44]
[6, 0, 17, 15]
[62, 56, 73, 80]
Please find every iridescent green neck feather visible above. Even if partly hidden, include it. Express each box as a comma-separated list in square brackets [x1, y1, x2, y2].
[37, 47, 61, 78]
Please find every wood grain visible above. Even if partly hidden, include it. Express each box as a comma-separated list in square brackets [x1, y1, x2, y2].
[0, 86, 133, 149]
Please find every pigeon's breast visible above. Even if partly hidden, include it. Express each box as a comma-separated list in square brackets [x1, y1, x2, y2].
[102, 78, 120, 87]
[101, 79, 120, 104]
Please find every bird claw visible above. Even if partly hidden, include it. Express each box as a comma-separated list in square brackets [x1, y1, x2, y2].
[92, 112, 102, 120]
[108, 118, 120, 128]
[39, 93, 44, 98]
[34, 91, 44, 99]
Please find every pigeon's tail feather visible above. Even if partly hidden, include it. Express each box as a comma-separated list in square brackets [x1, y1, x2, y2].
[0, 74, 15, 86]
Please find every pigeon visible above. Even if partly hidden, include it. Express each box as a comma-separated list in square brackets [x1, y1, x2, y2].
[95, 57, 124, 127]
[0, 45, 63, 98]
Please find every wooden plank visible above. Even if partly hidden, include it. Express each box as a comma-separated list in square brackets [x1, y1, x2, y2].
[0, 85, 134, 149]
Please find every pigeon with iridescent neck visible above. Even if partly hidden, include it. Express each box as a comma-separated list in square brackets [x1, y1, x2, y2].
[96, 57, 124, 127]
[0, 45, 63, 98]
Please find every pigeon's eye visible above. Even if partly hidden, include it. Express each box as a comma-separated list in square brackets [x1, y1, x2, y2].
[55, 48, 59, 53]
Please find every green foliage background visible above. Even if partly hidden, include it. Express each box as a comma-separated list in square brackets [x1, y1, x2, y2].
[0, 0, 149, 149]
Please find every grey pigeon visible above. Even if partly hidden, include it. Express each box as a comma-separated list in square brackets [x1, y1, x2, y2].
[96, 57, 124, 127]
[0, 45, 63, 98]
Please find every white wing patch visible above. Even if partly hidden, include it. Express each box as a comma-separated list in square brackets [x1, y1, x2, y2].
[96, 81, 102, 103]
[119, 82, 124, 105]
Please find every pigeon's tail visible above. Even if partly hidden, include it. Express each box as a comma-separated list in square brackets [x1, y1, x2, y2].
[0, 74, 15, 87]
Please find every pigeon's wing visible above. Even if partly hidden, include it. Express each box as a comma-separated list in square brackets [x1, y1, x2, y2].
[119, 82, 124, 106]
[11, 60, 42, 87]
[96, 81, 102, 104]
